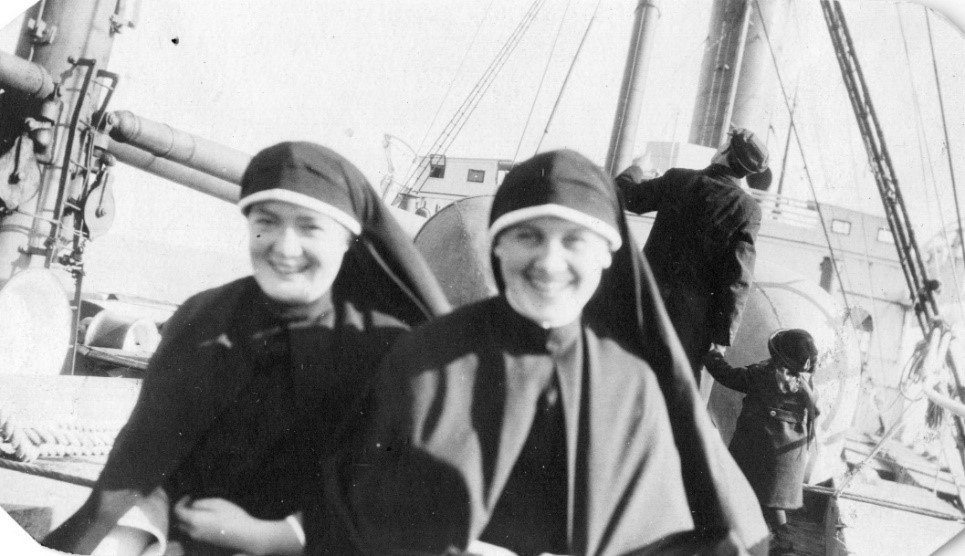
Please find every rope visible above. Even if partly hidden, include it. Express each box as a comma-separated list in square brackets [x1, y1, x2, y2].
[895, 4, 964, 312]
[0, 458, 96, 488]
[13, 208, 87, 239]
[532, 0, 602, 155]
[402, 0, 548, 197]
[512, 0, 573, 163]
[925, 8, 965, 273]
[0, 407, 118, 463]
[804, 484, 965, 523]
[413, 0, 496, 158]
[752, 0, 854, 315]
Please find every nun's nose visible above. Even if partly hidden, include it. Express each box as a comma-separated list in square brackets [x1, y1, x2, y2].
[535, 238, 568, 273]
[275, 226, 303, 257]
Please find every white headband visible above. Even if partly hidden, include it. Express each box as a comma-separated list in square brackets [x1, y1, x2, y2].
[239, 188, 362, 236]
[488, 203, 622, 251]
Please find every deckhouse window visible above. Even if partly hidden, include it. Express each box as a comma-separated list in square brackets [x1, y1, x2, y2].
[467, 169, 485, 183]
[831, 219, 852, 235]
[428, 155, 446, 179]
[877, 227, 894, 244]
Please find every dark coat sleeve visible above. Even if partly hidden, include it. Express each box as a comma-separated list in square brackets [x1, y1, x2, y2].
[615, 165, 675, 215]
[702, 350, 753, 393]
[43, 288, 215, 553]
[707, 196, 761, 346]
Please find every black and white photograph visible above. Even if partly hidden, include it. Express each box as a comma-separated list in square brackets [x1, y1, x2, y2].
[1, 1, 965, 554]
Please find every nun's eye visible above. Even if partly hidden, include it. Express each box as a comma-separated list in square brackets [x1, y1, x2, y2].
[563, 234, 588, 249]
[509, 227, 541, 245]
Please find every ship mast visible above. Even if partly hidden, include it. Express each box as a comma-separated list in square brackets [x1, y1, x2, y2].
[0, 0, 126, 283]
[604, 0, 661, 175]
[820, 0, 965, 491]
[689, 0, 786, 150]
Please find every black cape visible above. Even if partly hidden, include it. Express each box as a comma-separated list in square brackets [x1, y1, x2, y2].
[44, 144, 450, 554]
[317, 150, 768, 555]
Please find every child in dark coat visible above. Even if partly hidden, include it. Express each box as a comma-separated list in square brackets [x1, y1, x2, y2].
[703, 328, 820, 554]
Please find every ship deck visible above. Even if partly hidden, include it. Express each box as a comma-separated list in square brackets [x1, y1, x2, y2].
[785, 494, 828, 556]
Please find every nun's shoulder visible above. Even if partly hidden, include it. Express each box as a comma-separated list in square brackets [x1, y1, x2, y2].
[385, 297, 501, 366]
[665, 167, 699, 180]
[174, 277, 255, 318]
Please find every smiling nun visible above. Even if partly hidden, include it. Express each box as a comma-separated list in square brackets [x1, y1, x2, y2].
[45, 142, 449, 556]
[317, 149, 770, 556]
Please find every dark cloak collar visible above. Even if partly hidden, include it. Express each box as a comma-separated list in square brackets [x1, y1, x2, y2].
[488, 149, 765, 550]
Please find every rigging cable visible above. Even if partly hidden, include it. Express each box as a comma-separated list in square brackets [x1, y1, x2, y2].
[413, 0, 496, 158]
[400, 0, 545, 193]
[401, 0, 549, 197]
[751, 0, 854, 315]
[663, 35, 721, 143]
[532, 0, 603, 155]
[437, 0, 547, 169]
[512, 0, 573, 163]
[925, 8, 965, 284]
[896, 4, 963, 310]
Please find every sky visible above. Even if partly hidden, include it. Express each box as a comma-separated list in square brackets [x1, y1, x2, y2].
[2, 0, 965, 302]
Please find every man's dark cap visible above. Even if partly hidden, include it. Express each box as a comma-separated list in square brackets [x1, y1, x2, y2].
[728, 129, 769, 176]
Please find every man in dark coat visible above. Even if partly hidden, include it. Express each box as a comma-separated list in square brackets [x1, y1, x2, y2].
[615, 128, 768, 382]
[314, 149, 769, 555]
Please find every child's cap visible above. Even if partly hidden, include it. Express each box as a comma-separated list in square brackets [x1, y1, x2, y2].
[768, 329, 818, 372]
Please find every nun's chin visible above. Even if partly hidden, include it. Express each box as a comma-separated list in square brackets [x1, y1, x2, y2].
[504, 287, 584, 329]
[252, 271, 333, 306]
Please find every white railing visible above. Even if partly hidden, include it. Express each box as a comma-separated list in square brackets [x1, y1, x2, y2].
[748, 189, 820, 229]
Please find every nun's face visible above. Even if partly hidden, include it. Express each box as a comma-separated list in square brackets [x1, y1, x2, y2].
[248, 201, 353, 305]
[494, 216, 612, 327]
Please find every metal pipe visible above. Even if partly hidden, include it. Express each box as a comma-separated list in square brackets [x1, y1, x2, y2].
[104, 139, 240, 203]
[730, 0, 788, 135]
[0, 51, 55, 99]
[689, 0, 750, 147]
[804, 484, 965, 523]
[0, 0, 120, 286]
[717, 1, 751, 146]
[106, 110, 253, 185]
[107, 139, 425, 236]
[604, 0, 661, 175]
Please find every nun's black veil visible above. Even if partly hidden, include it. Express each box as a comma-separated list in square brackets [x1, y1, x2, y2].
[44, 143, 451, 553]
[241, 141, 451, 323]
[490, 150, 767, 553]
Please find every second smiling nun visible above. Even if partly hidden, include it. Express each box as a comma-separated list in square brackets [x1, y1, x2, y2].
[316, 149, 769, 555]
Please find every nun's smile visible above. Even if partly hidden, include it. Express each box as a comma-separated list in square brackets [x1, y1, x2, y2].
[247, 201, 353, 305]
[495, 216, 612, 327]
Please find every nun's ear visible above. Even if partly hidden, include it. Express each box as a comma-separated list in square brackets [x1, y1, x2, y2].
[492, 236, 507, 260]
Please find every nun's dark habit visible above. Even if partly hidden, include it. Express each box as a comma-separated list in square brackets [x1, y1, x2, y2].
[318, 150, 768, 555]
[44, 143, 450, 554]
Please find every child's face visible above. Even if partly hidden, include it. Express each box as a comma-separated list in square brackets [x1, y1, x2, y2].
[775, 366, 803, 392]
